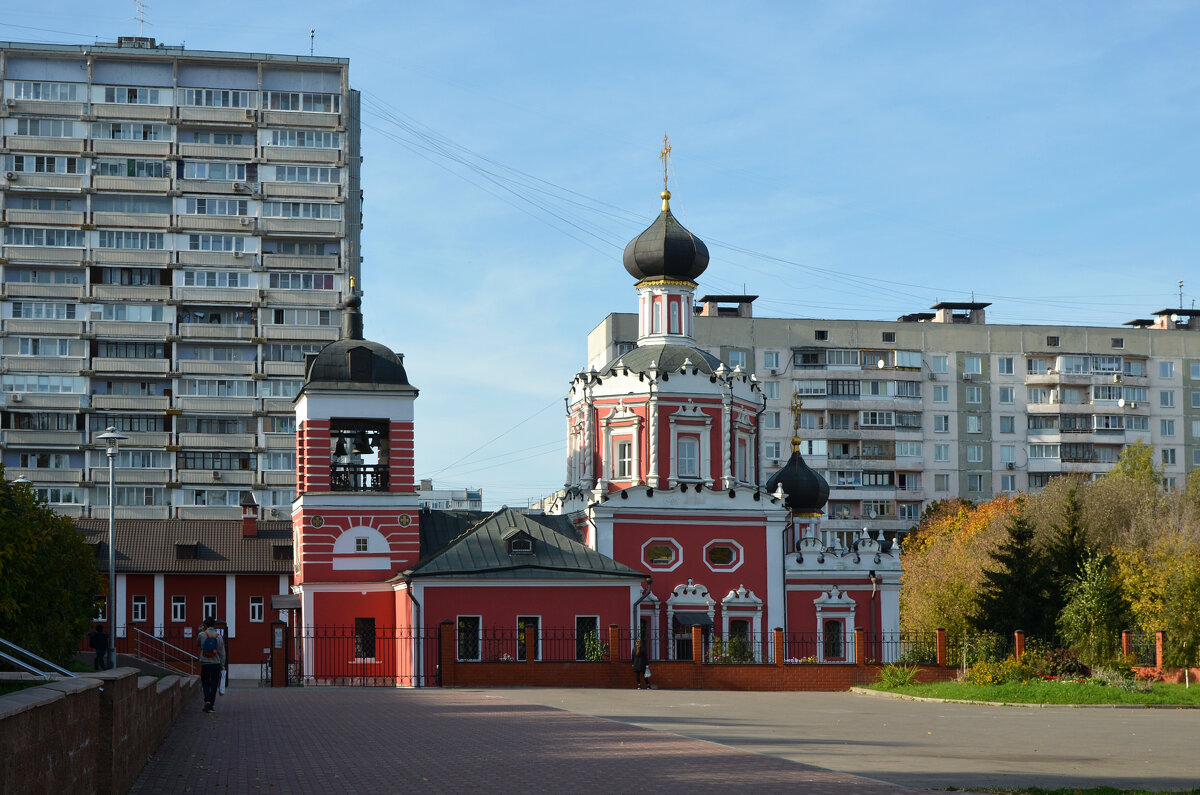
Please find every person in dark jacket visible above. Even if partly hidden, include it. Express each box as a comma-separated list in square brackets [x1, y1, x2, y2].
[88, 624, 110, 670]
[632, 639, 649, 689]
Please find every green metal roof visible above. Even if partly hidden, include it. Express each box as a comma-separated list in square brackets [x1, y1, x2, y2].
[405, 507, 643, 581]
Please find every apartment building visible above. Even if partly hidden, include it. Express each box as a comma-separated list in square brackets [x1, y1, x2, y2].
[589, 298, 1200, 546]
[417, 479, 484, 511]
[0, 37, 360, 520]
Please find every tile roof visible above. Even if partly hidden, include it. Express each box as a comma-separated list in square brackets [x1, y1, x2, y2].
[76, 519, 292, 575]
[405, 507, 642, 581]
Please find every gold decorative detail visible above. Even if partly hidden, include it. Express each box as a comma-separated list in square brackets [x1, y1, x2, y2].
[398, 514, 412, 527]
[660, 133, 672, 191]
[349, 275, 355, 294]
[635, 277, 696, 289]
[790, 392, 804, 453]
[311, 515, 324, 528]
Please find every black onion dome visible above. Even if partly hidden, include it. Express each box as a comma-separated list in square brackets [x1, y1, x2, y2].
[766, 447, 829, 514]
[602, 343, 722, 374]
[301, 294, 416, 394]
[622, 190, 709, 283]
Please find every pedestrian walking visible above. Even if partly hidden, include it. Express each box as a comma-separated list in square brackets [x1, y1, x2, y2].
[88, 624, 110, 671]
[632, 639, 649, 689]
[197, 617, 226, 713]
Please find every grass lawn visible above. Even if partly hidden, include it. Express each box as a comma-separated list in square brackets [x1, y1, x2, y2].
[868, 679, 1200, 705]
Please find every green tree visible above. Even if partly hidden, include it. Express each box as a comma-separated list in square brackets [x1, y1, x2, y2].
[1108, 439, 1160, 487]
[1045, 485, 1092, 617]
[0, 473, 102, 665]
[1057, 553, 1128, 666]
[972, 512, 1054, 637]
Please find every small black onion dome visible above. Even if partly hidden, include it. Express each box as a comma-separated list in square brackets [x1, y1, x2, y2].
[622, 190, 709, 283]
[301, 294, 415, 393]
[766, 446, 829, 514]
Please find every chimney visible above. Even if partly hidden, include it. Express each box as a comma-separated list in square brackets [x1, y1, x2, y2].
[240, 491, 259, 537]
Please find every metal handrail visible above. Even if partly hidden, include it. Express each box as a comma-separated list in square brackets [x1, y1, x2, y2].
[0, 637, 76, 678]
[131, 626, 199, 675]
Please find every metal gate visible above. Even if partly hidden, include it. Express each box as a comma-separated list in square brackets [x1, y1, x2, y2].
[288, 626, 441, 687]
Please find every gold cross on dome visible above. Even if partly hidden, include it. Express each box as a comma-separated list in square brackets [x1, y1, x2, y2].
[660, 133, 672, 192]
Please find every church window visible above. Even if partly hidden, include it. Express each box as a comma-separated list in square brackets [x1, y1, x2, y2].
[354, 537, 368, 552]
[677, 437, 699, 478]
[823, 620, 844, 660]
[669, 301, 680, 334]
[354, 617, 376, 660]
[736, 440, 748, 483]
[652, 298, 661, 334]
[131, 595, 147, 623]
[615, 440, 632, 479]
[457, 616, 481, 661]
[707, 546, 733, 566]
[249, 596, 264, 623]
[644, 543, 677, 568]
[171, 595, 186, 622]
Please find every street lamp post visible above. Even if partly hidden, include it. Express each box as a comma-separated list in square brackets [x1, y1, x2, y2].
[96, 427, 127, 670]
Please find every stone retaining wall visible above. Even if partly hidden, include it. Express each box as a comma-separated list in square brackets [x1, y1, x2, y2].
[0, 668, 197, 794]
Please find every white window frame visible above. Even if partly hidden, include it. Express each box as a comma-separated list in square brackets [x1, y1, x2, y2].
[171, 595, 186, 623]
[249, 596, 265, 623]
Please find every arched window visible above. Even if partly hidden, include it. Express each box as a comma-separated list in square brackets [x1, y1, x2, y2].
[669, 301, 679, 334]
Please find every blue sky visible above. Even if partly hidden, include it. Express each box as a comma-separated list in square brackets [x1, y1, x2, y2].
[5, 2, 1200, 507]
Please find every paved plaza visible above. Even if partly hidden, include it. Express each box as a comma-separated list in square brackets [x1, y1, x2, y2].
[131, 684, 1198, 793]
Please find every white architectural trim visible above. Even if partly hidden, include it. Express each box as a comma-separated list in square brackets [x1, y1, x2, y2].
[667, 402, 713, 487]
[601, 402, 643, 486]
[116, 574, 127, 638]
[225, 575, 237, 638]
[153, 574, 164, 637]
[720, 584, 764, 661]
[813, 586, 856, 663]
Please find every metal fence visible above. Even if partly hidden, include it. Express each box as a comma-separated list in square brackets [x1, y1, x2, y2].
[454, 627, 611, 663]
[1126, 633, 1158, 666]
[291, 626, 440, 687]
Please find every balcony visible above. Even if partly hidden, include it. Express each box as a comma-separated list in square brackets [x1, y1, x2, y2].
[91, 395, 170, 411]
[261, 182, 339, 200]
[92, 211, 170, 228]
[178, 106, 257, 125]
[177, 324, 256, 341]
[6, 467, 82, 483]
[5, 99, 85, 116]
[258, 218, 341, 236]
[174, 396, 256, 413]
[265, 435, 296, 449]
[262, 289, 340, 307]
[261, 110, 340, 128]
[178, 433, 255, 449]
[2, 319, 85, 336]
[178, 215, 254, 233]
[262, 471, 295, 486]
[176, 179, 244, 196]
[4, 355, 82, 373]
[3, 245, 85, 263]
[262, 398, 296, 413]
[178, 360, 256, 376]
[91, 357, 170, 375]
[92, 468, 171, 484]
[177, 469, 255, 486]
[89, 320, 172, 338]
[1, 430, 84, 446]
[261, 146, 339, 165]
[90, 285, 171, 302]
[177, 143, 255, 160]
[4, 135, 86, 155]
[113, 432, 170, 447]
[3, 283, 85, 300]
[91, 139, 171, 157]
[260, 325, 339, 342]
[176, 287, 257, 304]
[261, 253, 340, 271]
[263, 361, 305, 377]
[92, 248, 172, 265]
[3, 209, 85, 225]
[2, 173, 85, 190]
[176, 251, 252, 267]
[2, 393, 86, 410]
[93, 506, 171, 520]
[91, 103, 171, 121]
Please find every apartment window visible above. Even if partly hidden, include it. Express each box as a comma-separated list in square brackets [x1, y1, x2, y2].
[677, 437, 699, 479]
[998, 387, 1014, 404]
[1001, 474, 1017, 492]
[827, 379, 859, 397]
[1161, 419, 1176, 437]
[1125, 360, 1146, 377]
[187, 234, 245, 252]
[896, 441, 922, 457]
[180, 88, 254, 107]
[1160, 361, 1175, 378]
[967, 445, 984, 463]
[999, 416, 1015, 434]
[1111, 338, 1124, 349]
[264, 91, 340, 112]
[262, 201, 341, 219]
[269, 308, 332, 326]
[131, 595, 147, 623]
[1046, 336, 1060, 346]
[268, 129, 341, 149]
[934, 444, 950, 462]
[1160, 390, 1175, 408]
[895, 380, 921, 398]
[763, 351, 781, 370]
[829, 413, 851, 430]
[934, 474, 950, 492]
[881, 331, 896, 343]
[1162, 448, 1177, 465]
[192, 131, 250, 145]
[933, 415, 950, 433]
[269, 273, 335, 290]
[1194, 449, 1200, 467]
[967, 415, 983, 434]
[933, 385, 949, 403]
[964, 357, 982, 374]
[171, 596, 186, 623]
[1029, 444, 1060, 459]
[272, 165, 339, 183]
[762, 381, 780, 400]
[1191, 363, 1200, 380]
[814, 330, 828, 341]
[1000, 445, 1015, 464]
[1192, 392, 1200, 409]
[4, 154, 81, 173]
[764, 441, 782, 461]
[185, 198, 248, 216]
[4, 227, 86, 246]
[182, 270, 250, 287]
[997, 357, 1014, 375]
[965, 386, 982, 404]
[183, 161, 247, 181]
[762, 412, 781, 430]
[94, 122, 171, 141]
[14, 81, 82, 101]
[249, 596, 264, 623]
[727, 351, 747, 369]
[931, 355, 948, 373]
[15, 118, 76, 137]
[615, 440, 632, 478]
[967, 474, 984, 492]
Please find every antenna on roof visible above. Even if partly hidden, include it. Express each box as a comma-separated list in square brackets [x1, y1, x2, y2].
[132, 0, 151, 36]
[1180, 280, 1184, 309]
[310, 28, 315, 56]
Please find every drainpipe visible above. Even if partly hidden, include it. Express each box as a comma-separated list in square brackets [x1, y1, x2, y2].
[404, 576, 423, 685]
[631, 578, 654, 657]
[754, 390, 767, 488]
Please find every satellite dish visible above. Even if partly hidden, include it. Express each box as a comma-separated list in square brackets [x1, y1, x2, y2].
[1118, 398, 1126, 408]
[867, 509, 878, 519]
[877, 360, 886, 369]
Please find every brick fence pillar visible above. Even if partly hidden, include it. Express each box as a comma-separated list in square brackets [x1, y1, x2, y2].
[1013, 630, 1025, 659]
[773, 627, 784, 666]
[608, 624, 622, 686]
[854, 627, 866, 666]
[439, 621, 456, 687]
[1156, 630, 1166, 669]
[935, 627, 947, 667]
[692, 626, 703, 664]
[1121, 629, 1132, 658]
[525, 628, 537, 664]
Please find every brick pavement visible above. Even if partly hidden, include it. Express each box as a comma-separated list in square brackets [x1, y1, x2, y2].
[132, 686, 950, 793]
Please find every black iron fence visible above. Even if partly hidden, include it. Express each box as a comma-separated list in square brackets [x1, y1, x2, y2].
[454, 627, 612, 663]
[289, 626, 439, 687]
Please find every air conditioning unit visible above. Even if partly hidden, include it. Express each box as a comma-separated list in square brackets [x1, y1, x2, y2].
[962, 373, 972, 381]
[1130, 401, 1138, 409]
[1112, 374, 1122, 383]
[269, 507, 281, 518]
[239, 217, 253, 226]
[769, 369, 778, 376]
[244, 108, 255, 119]
[10, 393, 23, 402]
[232, 182, 247, 192]
[4, 171, 15, 180]
[232, 250, 244, 258]
[4, 98, 15, 108]
[1007, 462, 1015, 470]
[212, 470, 221, 480]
